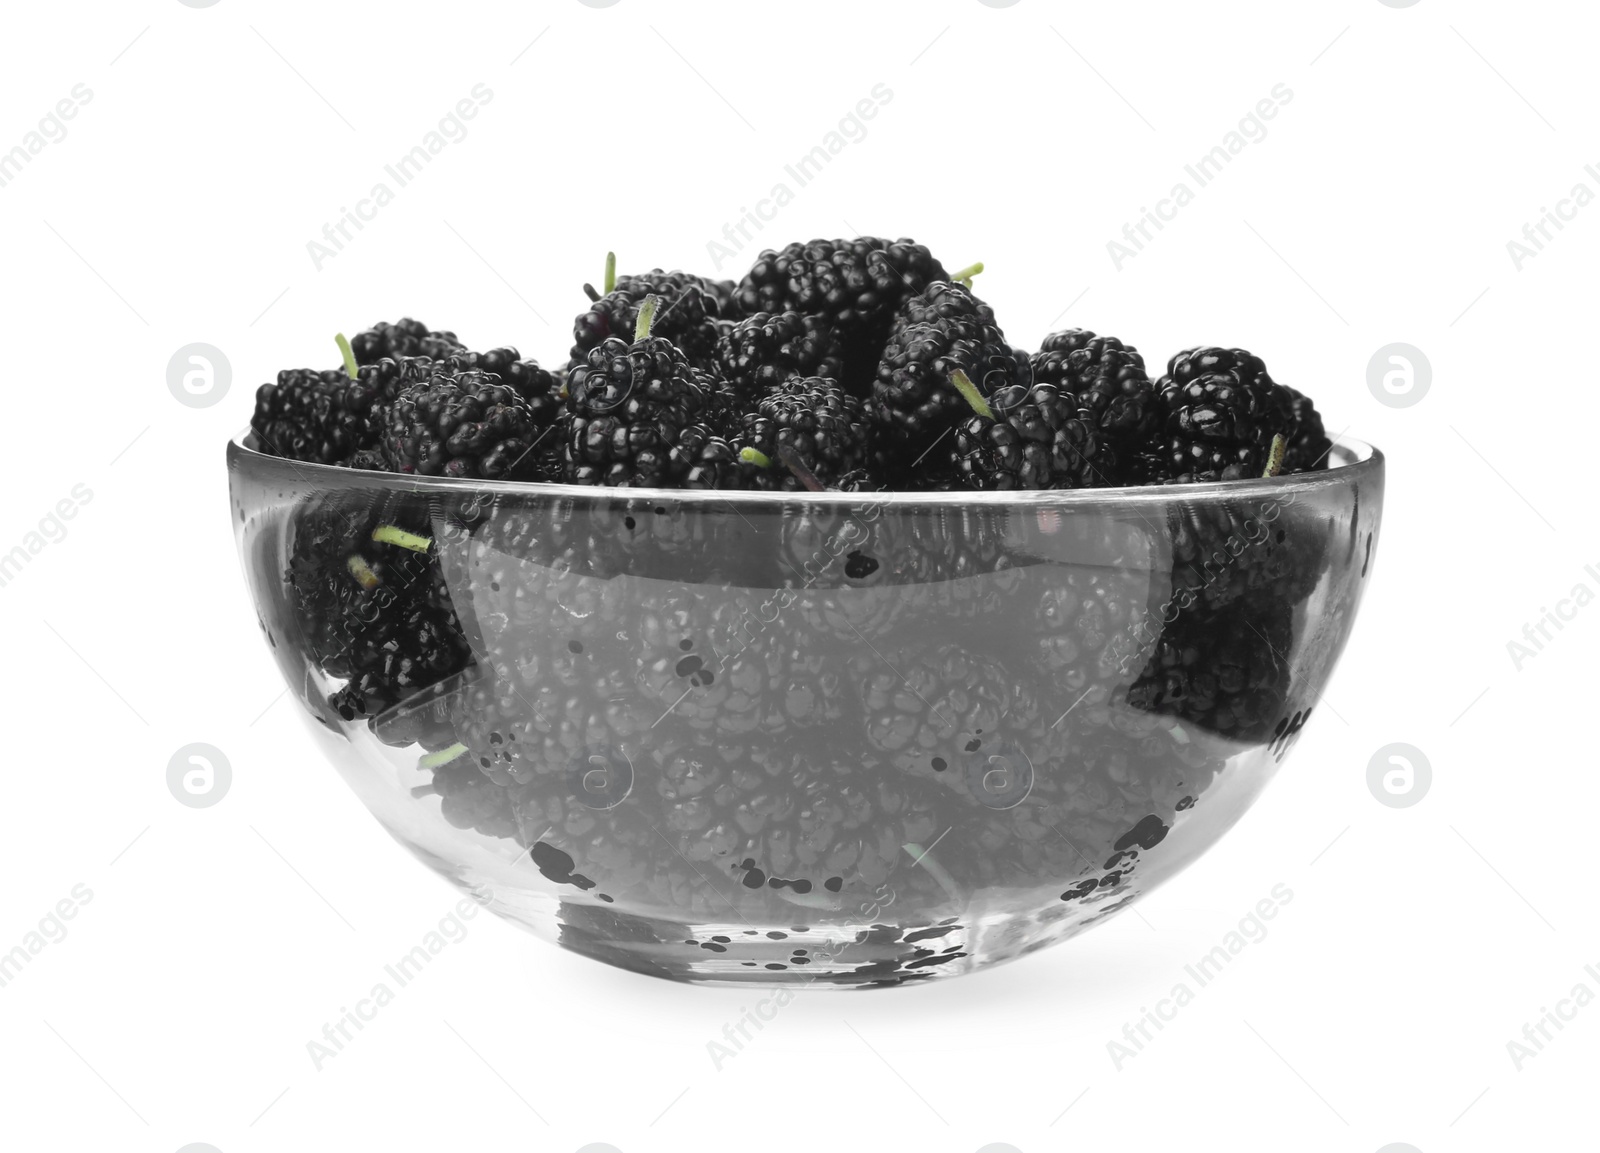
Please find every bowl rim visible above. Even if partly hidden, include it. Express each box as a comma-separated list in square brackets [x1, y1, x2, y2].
[228, 432, 1383, 507]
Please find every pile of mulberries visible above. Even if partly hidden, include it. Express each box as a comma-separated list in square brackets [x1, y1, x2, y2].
[243, 238, 1350, 970]
[246, 243, 1334, 495]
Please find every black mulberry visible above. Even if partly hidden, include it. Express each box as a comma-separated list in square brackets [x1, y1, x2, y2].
[871, 282, 1028, 475]
[952, 381, 1120, 490]
[349, 318, 464, 365]
[1031, 329, 1158, 442]
[738, 376, 874, 491]
[714, 311, 843, 401]
[561, 297, 713, 487]
[736, 237, 951, 386]
[572, 269, 728, 368]
[381, 369, 546, 480]
[1153, 347, 1293, 482]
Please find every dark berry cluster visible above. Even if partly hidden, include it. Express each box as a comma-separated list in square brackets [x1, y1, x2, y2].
[349, 318, 464, 365]
[246, 240, 1334, 494]
[953, 381, 1117, 490]
[1157, 347, 1302, 482]
[251, 367, 366, 464]
[873, 281, 1030, 476]
[249, 332, 559, 478]
[715, 311, 842, 401]
[738, 376, 874, 491]
[572, 267, 731, 369]
[735, 236, 948, 339]
[1031, 328, 1158, 440]
[562, 313, 715, 487]
[285, 497, 472, 725]
[380, 369, 544, 480]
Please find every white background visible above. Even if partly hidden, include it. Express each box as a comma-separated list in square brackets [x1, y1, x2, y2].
[1, 1, 1595, 1150]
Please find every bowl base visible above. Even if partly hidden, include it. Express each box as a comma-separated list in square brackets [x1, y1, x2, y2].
[559, 905, 977, 986]
[401, 818, 1154, 987]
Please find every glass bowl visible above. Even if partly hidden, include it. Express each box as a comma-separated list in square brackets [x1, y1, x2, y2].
[227, 436, 1383, 987]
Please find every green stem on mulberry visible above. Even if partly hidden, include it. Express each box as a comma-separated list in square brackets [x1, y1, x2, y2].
[778, 445, 826, 493]
[335, 333, 360, 381]
[738, 446, 773, 469]
[419, 743, 468, 770]
[903, 842, 962, 903]
[634, 294, 659, 342]
[950, 261, 984, 288]
[371, 524, 432, 553]
[1262, 433, 1287, 478]
[582, 253, 621, 304]
[346, 554, 379, 590]
[949, 368, 994, 420]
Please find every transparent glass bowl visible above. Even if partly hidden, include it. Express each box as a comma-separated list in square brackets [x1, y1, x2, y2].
[228, 436, 1383, 987]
